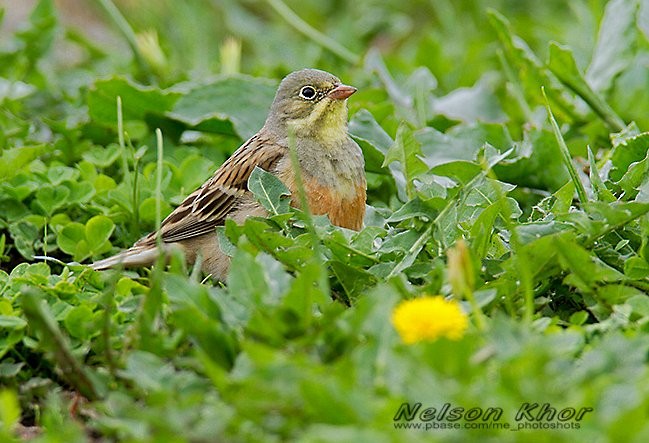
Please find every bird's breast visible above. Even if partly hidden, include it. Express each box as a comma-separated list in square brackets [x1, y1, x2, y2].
[275, 139, 366, 230]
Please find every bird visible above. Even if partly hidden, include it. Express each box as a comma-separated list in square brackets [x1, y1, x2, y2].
[90, 68, 367, 280]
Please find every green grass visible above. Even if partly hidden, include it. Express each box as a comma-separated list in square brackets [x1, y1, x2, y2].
[1, 0, 649, 441]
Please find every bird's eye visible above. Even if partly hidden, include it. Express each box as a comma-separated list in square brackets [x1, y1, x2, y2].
[299, 86, 317, 100]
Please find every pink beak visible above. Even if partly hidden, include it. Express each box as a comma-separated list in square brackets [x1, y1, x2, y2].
[328, 84, 357, 100]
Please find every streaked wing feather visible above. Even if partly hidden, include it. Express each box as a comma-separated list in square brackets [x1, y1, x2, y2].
[136, 133, 286, 246]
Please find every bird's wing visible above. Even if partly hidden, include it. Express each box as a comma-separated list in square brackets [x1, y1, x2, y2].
[136, 132, 286, 246]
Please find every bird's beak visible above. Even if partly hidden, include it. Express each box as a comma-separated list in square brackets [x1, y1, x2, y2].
[328, 84, 357, 100]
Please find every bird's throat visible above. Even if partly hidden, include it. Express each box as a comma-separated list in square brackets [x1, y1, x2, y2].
[288, 99, 348, 142]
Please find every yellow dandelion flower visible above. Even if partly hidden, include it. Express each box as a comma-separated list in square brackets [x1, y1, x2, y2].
[391, 296, 468, 344]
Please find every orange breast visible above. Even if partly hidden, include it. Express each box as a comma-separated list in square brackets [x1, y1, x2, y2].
[275, 158, 366, 230]
[301, 179, 366, 230]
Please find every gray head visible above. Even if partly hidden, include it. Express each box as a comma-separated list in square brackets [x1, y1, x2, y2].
[264, 68, 357, 138]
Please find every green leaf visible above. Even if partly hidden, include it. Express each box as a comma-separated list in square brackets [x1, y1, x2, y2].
[0, 145, 45, 180]
[432, 74, 506, 123]
[20, 289, 100, 400]
[87, 77, 181, 126]
[0, 316, 27, 329]
[227, 249, 270, 306]
[17, 0, 57, 63]
[0, 389, 20, 434]
[588, 147, 616, 202]
[349, 109, 394, 174]
[386, 197, 441, 223]
[383, 123, 427, 198]
[81, 144, 121, 168]
[610, 132, 649, 182]
[63, 305, 95, 339]
[488, 9, 578, 122]
[548, 42, 625, 131]
[85, 215, 115, 253]
[47, 166, 79, 185]
[555, 235, 624, 291]
[35, 185, 70, 216]
[542, 90, 588, 205]
[247, 167, 291, 216]
[56, 222, 85, 256]
[168, 75, 277, 139]
[8, 221, 39, 260]
[624, 257, 649, 279]
[586, 0, 639, 92]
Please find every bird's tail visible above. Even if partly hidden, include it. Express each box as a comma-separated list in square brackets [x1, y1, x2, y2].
[90, 246, 161, 270]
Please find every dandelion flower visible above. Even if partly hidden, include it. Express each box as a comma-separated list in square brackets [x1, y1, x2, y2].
[391, 296, 468, 344]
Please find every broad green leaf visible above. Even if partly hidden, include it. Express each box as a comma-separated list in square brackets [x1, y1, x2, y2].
[227, 249, 270, 306]
[0, 145, 45, 180]
[627, 294, 649, 317]
[165, 275, 237, 369]
[551, 182, 576, 214]
[329, 260, 377, 301]
[87, 77, 181, 126]
[432, 74, 506, 124]
[470, 203, 500, 260]
[56, 222, 85, 256]
[46, 166, 79, 185]
[430, 161, 482, 185]
[555, 235, 624, 291]
[386, 197, 441, 223]
[383, 123, 427, 198]
[586, 0, 640, 92]
[35, 185, 70, 216]
[63, 305, 95, 339]
[8, 221, 39, 260]
[85, 216, 115, 253]
[609, 132, 649, 182]
[168, 76, 277, 139]
[616, 150, 649, 200]
[66, 181, 95, 204]
[349, 109, 394, 174]
[624, 257, 649, 279]
[81, 144, 121, 168]
[247, 167, 290, 216]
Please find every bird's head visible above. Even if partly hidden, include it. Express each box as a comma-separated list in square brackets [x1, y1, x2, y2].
[265, 68, 356, 140]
